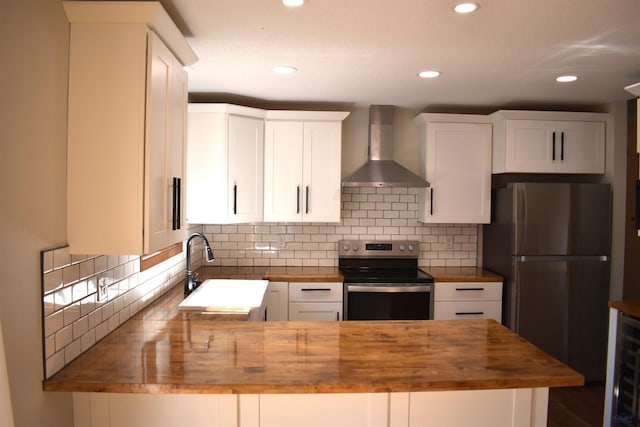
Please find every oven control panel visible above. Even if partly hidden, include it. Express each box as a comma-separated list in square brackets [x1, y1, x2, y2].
[338, 240, 420, 258]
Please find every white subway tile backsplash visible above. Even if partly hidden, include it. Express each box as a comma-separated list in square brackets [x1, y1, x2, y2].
[46, 350, 65, 378]
[41, 229, 191, 379]
[63, 302, 81, 326]
[64, 338, 82, 364]
[53, 247, 71, 270]
[43, 269, 63, 294]
[55, 325, 73, 352]
[80, 330, 96, 353]
[43, 251, 54, 273]
[94, 256, 108, 274]
[195, 188, 478, 269]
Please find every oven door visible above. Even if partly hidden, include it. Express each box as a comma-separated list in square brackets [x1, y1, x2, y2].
[344, 283, 434, 320]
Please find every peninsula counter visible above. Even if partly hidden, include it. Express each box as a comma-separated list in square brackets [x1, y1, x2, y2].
[44, 282, 582, 427]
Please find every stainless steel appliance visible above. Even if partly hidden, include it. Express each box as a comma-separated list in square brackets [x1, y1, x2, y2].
[483, 182, 611, 381]
[339, 240, 434, 320]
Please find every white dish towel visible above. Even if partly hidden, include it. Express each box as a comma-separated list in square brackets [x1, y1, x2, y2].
[0, 320, 14, 427]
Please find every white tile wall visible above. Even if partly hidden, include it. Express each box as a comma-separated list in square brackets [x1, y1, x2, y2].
[203, 187, 479, 269]
[40, 226, 204, 379]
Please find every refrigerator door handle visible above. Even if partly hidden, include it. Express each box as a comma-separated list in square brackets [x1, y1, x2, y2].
[515, 185, 527, 250]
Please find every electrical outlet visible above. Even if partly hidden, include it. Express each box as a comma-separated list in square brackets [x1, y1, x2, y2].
[98, 279, 108, 302]
[444, 235, 454, 250]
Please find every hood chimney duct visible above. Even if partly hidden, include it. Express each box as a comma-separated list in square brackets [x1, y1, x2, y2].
[342, 105, 429, 188]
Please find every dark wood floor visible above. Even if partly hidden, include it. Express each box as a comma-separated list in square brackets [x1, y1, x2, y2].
[548, 383, 605, 427]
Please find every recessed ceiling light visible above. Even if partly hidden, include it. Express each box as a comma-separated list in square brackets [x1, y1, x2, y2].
[273, 66, 297, 75]
[418, 70, 441, 79]
[283, 0, 304, 6]
[454, 3, 478, 14]
[556, 75, 578, 83]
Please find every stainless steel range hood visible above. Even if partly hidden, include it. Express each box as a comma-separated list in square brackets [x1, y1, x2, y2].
[342, 105, 429, 188]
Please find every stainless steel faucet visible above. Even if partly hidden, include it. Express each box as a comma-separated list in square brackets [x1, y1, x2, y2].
[184, 232, 215, 295]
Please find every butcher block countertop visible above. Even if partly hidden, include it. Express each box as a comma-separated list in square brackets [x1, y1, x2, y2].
[44, 284, 581, 394]
[609, 300, 640, 318]
[197, 266, 499, 283]
[197, 266, 344, 282]
[428, 267, 503, 282]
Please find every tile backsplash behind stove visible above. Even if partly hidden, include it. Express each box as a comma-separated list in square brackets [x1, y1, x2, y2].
[203, 187, 478, 269]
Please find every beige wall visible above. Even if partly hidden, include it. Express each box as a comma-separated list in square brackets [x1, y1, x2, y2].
[0, 1, 74, 426]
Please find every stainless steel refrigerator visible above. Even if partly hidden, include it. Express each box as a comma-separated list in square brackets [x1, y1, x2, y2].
[483, 182, 611, 381]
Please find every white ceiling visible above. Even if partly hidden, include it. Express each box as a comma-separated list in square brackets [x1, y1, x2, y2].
[167, 0, 640, 110]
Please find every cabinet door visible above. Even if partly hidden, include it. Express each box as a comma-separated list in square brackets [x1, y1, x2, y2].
[67, 23, 149, 255]
[265, 282, 289, 321]
[303, 122, 342, 222]
[289, 282, 342, 302]
[556, 121, 605, 174]
[288, 302, 342, 321]
[504, 120, 556, 173]
[185, 111, 228, 224]
[264, 122, 304, 222]
[228, 115, 264, 223]
[433, 301, 502, 321]
[419, 122, 491, 224]
[434, 281, 502, 301]
[145, 32, 188, 253]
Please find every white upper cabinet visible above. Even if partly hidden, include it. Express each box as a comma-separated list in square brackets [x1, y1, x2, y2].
[491, 110, 607, 174]
[64, 2, 197, 255]
[416, 114, 492, 224]
[263, 111, 349, 223]
[186, 104, 266, 224]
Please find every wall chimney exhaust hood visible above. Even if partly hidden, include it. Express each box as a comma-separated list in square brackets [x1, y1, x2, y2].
[342, 105, 429, 188]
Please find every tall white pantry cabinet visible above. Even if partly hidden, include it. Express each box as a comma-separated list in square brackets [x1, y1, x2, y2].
[64, 2, 197, 255]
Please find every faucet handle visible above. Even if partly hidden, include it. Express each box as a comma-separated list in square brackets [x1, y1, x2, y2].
[192, 271, 200, 285]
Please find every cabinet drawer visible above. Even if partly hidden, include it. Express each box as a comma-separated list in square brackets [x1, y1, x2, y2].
[434, 301, 502, 322]
[289, 282, 342, 302]
[289, 302, 342, 321]
[434, 282, 502, 301]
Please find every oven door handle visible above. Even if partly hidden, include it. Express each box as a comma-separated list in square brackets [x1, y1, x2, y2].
[346, 284, 432, 293]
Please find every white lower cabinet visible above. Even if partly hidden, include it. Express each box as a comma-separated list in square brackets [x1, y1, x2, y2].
[434, 281, 502, 322]
[73, 388, 549, 427]
[264, 282, 289, 321]
[288, 282, 343, 321]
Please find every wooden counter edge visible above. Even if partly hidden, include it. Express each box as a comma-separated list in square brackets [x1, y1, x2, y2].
[428, 267, 503, 282]
[43, 374, 583, 394]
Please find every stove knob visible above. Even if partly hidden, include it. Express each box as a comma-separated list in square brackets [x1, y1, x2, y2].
[353, 244, 359, 252]
[399, 244, 405, 251]
[408, 244, 415, 252]
[342, 244, 350, 252]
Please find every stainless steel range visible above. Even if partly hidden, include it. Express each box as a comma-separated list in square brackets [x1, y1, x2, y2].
[339, 240, 434, 320]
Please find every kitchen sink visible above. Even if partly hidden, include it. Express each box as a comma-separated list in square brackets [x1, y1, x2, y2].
[178, 279, 268, 317]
